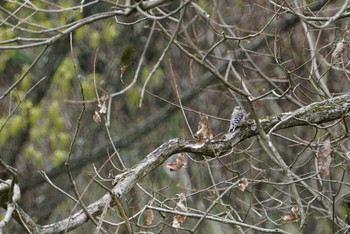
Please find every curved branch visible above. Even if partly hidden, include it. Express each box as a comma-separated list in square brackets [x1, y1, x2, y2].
[20, 67, 217, 190]
[31, 93, 350, 233]
[0, 0, 177, 50]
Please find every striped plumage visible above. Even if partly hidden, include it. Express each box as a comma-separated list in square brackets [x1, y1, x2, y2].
[228, 106, 245, 133]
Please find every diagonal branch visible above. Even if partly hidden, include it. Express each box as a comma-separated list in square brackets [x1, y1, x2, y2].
[32, 93, 350, 233]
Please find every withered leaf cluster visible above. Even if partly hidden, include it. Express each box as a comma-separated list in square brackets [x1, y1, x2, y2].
[144, 209, 154, 226]
[93, 94, 109, 123]
[332, 40, 345, 59]
[166, 153, 186, 171]
[238, 177, 249, 191]
[317, 139, 332, 177]
[282, 206, 299, 222]
[194, 114, 213, 145]
[172, 193, 188, 230]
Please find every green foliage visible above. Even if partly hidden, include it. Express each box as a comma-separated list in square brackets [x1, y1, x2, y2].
[340, 202, 349, 220]
[51, 149, 67, 166]
[18, 55, 80, 165]
[0, 25, 15, 41]
[2, 1, 349, 233]
[89, 30, 101, 49]
[120, 45, 135, 64]
[57, 3, 83, 26]
[0, 47, 15, 71]
[34, 12, 53, 28]
[48, 101, 60, 121]
[85, 21, 119, 49]
[24, 144, 43, 165]
[8, 113, 26, 136]
[74, 26, 90, 41]
[0, 118, 9, 143]
[3, 2, 17, 11]
[0, 97, 36, 143]
[29, 106, 42, 125]
[16, 65, 32, 91]
[127, 86, 141, 106]
[81, 73, 103, 99]
[58, 0, 75, 7]
[52, 57, 76, 96]
[102, 23, 119, 44]
[140, 66, 164, 86]
[57, 132, 70, 146]
[30, 122, 46, 141]
[25, 100, 70, 164]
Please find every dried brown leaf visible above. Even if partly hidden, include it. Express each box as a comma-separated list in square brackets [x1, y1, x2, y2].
[194, 115, 213, 145]
[317, 139, 332, 176]
[100, 94, 109, 103]
[172, 218, 180, 229]
[282, 206, 299, 222]
[166, 162, 179, 172]
[238, 177, 249, 191]
[178, 192, 186, 202]
[291, 205, 299, 214]
[93, 111, 101, 123]
[96, 94, 109, 114]
[332, 40, 345, 59]
[175, 193, 188, 212]
[282, 213, 297, 222]
[121, 65, 128, 74]
[175, 215, 186, 223]
[172, 215, 186, 230]
[166, 153, 186, 171]
[144, 209, 154, 226]
[177, 201, 188, 212]
[108, 169, 114, 179]
[98, 101, 107, 114]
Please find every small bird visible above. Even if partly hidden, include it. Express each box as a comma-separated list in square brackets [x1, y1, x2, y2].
[228, 106, 245, 134]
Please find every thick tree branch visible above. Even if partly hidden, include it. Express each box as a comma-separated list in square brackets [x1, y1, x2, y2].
[1, 1, 345, 232]
[30, 93, 350, 233]
[19, 0, 332, 192]
[20, 67, 217, 190]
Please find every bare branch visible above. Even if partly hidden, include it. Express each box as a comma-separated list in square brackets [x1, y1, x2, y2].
[24, 92, 350, 233]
